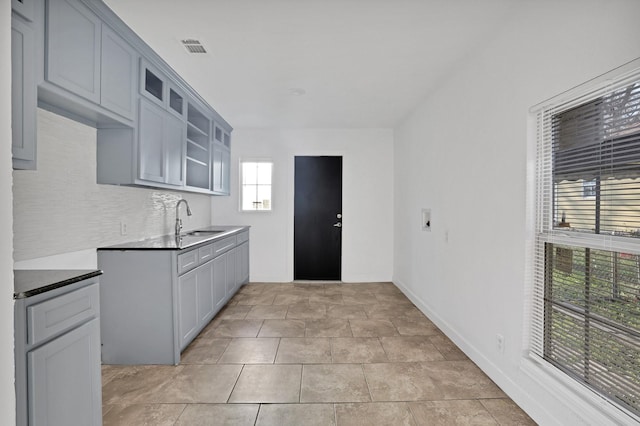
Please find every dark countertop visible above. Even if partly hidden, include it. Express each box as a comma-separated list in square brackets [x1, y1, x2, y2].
[97, 225, 249, 251]
[14, 269, 103, 299]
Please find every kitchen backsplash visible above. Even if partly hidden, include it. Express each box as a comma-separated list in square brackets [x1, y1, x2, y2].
[12, 109, 212, 262]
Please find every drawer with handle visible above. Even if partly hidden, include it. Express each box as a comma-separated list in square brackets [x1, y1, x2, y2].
[236, 231, 249, 244]
[177, 249, 198, 275]
[27, 283, 99, 346]
[198, 243, 215, 263]
[213, 236, 237, 256]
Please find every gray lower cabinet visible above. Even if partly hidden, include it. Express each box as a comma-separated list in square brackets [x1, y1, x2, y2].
[196, 261, 215, 325]
[238, 240, 250, 285]
[210, 246, 240, 304]
[15, 279, 102, 426]
[213, 254, 227, 309]
[11, 13, 37, 170]
[178, 268, 199, 349]
[99, 230, 250, 365]
[225, 247, 237, 297]
[178, 260, 215, 350]
[28, 319, 101, 426]
[12, 0, 36, 22]
[99, 250, 177, 365]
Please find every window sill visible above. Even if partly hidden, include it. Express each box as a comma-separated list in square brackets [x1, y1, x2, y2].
[520, 356, 639, 425]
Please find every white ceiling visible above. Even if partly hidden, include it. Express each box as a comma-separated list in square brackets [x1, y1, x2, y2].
[104, 0, 515, 129]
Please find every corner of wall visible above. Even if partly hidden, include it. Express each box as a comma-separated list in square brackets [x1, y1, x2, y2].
[1, 4, 17, 424]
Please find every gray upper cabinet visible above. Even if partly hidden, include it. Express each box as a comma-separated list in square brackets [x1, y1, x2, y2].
[212, 122, 231, 195]
[185, 102, 212, 191]
[46, 0, 101, 104]
[100, 25, 137, 120]
[166, 113, 185, 186]
[138, 61, 185, 186]
[11, 14, 37, 170]
[140, 60, 167, 107]
[15, 0, 233, 194]
[168, 85, 186, 118]
[138, 99, 166, 183]
[42, 0, 138, 124]
[212, 143, 230, 195]
[138, 98, 184, 186]
[96, 98, 185, 189]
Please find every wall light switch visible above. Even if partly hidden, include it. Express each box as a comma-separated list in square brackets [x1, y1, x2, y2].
[421, 208, 431, 231]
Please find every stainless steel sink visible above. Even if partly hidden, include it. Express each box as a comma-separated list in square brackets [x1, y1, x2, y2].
[185, 230, 224, 237]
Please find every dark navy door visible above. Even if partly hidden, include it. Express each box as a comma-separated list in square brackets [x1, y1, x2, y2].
[294, 156, 342, 280]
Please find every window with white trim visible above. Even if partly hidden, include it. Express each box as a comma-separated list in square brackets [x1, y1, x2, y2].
[531, 61, 640, 419]
[240, 160, 272, 211]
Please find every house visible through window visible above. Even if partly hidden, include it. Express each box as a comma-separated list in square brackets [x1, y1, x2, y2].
[241, 160, 272, 211]
[582, 179, 596, 198]
[532, 64, 640, 419]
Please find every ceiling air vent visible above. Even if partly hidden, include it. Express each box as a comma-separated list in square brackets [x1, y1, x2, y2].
[181, 39, 207, 54]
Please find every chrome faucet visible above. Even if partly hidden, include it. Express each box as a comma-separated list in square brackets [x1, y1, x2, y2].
[175, 199, 192, 236]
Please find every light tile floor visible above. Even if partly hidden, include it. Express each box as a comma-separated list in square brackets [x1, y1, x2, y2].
[102, 282, 537, 425]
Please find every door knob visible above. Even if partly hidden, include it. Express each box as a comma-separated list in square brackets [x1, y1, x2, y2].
[333, 222, 342, 228]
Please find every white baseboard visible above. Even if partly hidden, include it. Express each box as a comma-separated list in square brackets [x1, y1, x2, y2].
[392, 278, 639, 426]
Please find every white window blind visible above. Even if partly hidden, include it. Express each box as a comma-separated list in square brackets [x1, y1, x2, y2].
[531, 60, 640, 419]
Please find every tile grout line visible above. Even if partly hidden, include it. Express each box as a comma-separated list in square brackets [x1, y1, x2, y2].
[253, 403, 262, 426]
[273, 337, 282, 365]
[226, 363, 246, 404]
[171, 403, 189, 426]
[360, 363, 375, 404]
[299, 364, 305, 404]
[405, 400, 420, 425]
[254, 319, 265, 338]
[329, 337, 335, 363]
[102, 283, 534, 424]
[377, 336, 391, 363]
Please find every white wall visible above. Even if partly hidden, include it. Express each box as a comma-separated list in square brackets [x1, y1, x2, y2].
[13, 109, 213, 267]
[1, 2, 16, 423]
[212, 128, 394, 283]
[393, 1, 640, 425]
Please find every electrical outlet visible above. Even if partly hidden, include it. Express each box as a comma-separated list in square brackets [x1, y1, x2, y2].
[496, 334, 504, 354]
[120, 221, 128, 236]
[422, 208, 431, 231]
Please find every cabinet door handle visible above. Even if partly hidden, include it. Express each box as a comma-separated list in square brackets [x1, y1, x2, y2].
[333, 222, 342, 228]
